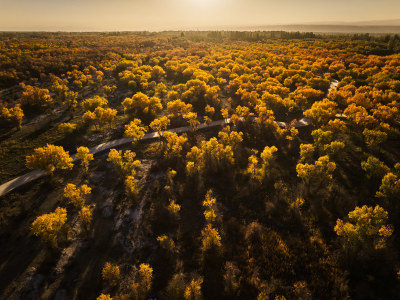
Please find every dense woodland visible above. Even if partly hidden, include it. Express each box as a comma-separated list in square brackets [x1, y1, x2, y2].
[0, 32, 400, 299]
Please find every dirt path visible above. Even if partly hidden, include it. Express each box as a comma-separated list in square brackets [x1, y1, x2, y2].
[0, 117, 312, 198]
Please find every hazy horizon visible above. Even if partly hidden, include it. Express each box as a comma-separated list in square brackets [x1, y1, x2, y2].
[0, 0, 400, 31]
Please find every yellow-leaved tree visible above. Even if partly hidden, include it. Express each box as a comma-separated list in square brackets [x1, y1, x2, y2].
[20, 83, 53, 110]
[26, 144, 73, 175]
[203, 190, 217, 223]
[183, 112, 200, 131]
[186, 137, 235, 176]
[96, 294, 112, 300]
[303, 98, 338, 126]
[107, 149, 141, 199]
[64, 183, 92, 209]
[167, 99, 193, 121]
[184, 279, 203, 300]
[58, 122, 77, 134]
[201, 224, 222, 252]
[149, 116, 170, 138]
[334, 205, 393, 251]
[361, 156, 390, 181]
[246, 146, 278, 183]
[296, 155, 336, 188]
[163, 132, 188, 160]
[376, 172, 400, 200]
[102, 262, 120, 287]
[124, 118, 148, 146]
[79, 205, 93, 232]
[31, 207, 67, 248]
[76, 146, 94, 173]
[81, 95, 108, 111]
[0, 102, 24, 129]
[107, 149, 141, 176]
[131, 263, 153, 300]
[122, 92, 162, 118]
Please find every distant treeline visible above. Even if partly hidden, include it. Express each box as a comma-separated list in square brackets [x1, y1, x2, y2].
[1, 30, 399, 54]
[178, 30, 316, 41]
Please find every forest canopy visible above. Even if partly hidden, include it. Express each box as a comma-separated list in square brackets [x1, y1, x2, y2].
[0, 31, 400, 299]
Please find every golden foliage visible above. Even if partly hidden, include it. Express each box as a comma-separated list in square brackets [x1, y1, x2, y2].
[0, 102, 23, 129]
[58, 122, 77, 134]
[122, 92, 162, 117]
[376, 172, 400, 199]
[124, 118, 148, 145]
[79, 205, 93, 231]
[102, 262, 120, 287]
[97, 294, 113, 300]
[31, 207, 67, 248]
[186, 137, 235, 176]
[64, 183, 91, 209]
[168, 200, 181, 216]
[81, 95, 108, 111]
[164, 132, 188, 159]
[201, 224, 222, 251]
[361, 156, 390, 180]
[246, 146, 278, 182]
[131, 264, 153, 300]
[184, 279, 203, 300]
[334, 205, 393, 250]
[26, 144, 73, 175]
[76, 146, 94, 172]
[303, 98, 338, 126]
[20, 83, 53, 109]
[296, 155, 336, 185]
[150, 116, 170, 137]
[167, 99, 193, 120]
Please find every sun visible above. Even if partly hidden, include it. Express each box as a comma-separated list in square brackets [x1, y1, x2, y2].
[187, 0, 217, 8]
[191, 0, 214, 3]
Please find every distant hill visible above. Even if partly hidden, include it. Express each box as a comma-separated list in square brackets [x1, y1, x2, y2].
[241, 23, 400, 34]
[353, 19, 400, 26]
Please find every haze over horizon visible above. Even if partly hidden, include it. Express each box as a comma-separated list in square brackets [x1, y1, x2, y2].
[0, 0, 399, 31]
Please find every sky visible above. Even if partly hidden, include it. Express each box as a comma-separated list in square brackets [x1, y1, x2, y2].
[0, 0, 399, 31]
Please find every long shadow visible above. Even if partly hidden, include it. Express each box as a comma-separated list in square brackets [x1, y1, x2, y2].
[0, 236, 43, 297]
[50, 210, 117, 299]
[0, 181, 54, 297]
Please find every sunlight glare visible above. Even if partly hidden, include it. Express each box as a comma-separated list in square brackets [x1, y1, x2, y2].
[186, 0, 220, 9]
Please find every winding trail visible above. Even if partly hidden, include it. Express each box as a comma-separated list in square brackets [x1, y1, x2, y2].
[0, 117, 311, 197]
[0, 79, 341, 197]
